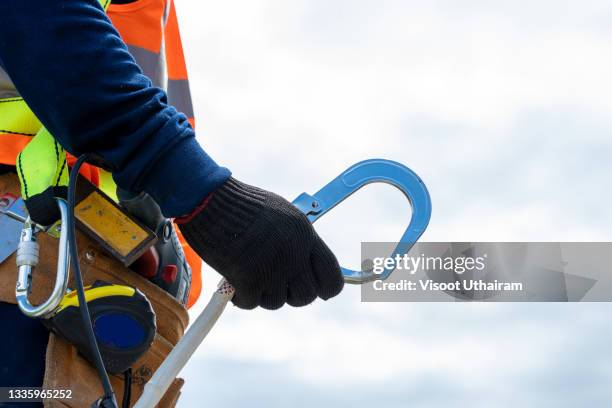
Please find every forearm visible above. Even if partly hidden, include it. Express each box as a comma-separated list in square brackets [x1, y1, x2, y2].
[0, 0, 229, 216]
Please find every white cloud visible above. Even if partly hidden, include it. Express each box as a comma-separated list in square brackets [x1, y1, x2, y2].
[172, 1, 612, 406]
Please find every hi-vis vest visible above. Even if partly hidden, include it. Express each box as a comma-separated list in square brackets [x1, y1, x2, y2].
[0, 0, 195, 165]
[0, 0, 202, 307]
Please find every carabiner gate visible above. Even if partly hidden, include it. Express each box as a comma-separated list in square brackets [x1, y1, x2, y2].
[292, 159, 432, 284]
[15, 198, 70, 318]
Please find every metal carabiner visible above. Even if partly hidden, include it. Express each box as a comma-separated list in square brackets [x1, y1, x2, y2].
[15, 198, 71, 318]
[292, 158, 432, 283]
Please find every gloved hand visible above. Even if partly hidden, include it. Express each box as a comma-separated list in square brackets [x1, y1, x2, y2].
[177, 177, 344, 310]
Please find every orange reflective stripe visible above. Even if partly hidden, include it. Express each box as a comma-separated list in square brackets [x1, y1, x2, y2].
[109, 0, 195, 122]
[66, 154, 100, 187]
[107, 0, 166, 53]
[0, 133, 31, 165]
[164, 1, 195, 125]
[108, 1, 169, 90]
[176, 227, 202, 309]
[0, 136, 99, 185]
[164, 1, 188, 80]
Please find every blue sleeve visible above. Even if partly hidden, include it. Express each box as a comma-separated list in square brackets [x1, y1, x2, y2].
[0, 0, 230, 217]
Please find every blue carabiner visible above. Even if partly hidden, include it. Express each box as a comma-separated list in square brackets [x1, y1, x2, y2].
[292, 159, 432, 284]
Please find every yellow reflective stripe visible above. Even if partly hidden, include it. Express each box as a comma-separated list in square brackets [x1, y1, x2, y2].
[98, 169, 118, 202]
[16, 127, 68, 199]
[0, 98, 41, 137]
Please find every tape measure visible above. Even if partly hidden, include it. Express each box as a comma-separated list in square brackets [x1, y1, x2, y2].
[44, 281, 156, 375]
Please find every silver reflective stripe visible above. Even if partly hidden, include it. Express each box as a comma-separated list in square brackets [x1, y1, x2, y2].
[159, 30, 168, 91]
[163, 0, 171, 25]
[127, 45, 193, 118]
[127, 44, 167, 90]
[167, 79, 194, 118]
[0, 66, 19, 99]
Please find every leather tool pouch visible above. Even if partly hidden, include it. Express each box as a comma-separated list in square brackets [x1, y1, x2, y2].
[0, 173, 190, 408]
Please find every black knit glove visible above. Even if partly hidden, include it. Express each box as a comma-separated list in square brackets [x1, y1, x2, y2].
[177, 178, 344, 310]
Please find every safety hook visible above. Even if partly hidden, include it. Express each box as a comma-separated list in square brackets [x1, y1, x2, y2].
[292, 158, 432, 283]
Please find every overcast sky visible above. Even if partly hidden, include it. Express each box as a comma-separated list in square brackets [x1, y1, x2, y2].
[172, 1, 612, 407]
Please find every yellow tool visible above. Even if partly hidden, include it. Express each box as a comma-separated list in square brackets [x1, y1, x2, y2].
[73, 179, 156, 266]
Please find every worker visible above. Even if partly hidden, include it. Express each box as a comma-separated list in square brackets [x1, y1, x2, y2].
[0, 0, 344, 405]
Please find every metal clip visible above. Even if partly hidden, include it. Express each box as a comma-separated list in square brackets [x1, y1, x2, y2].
[15, 199, 70, 318]
[292, 159, 432, 283]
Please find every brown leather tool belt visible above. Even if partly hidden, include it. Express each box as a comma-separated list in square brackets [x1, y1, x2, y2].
[0, 173, 189, 408]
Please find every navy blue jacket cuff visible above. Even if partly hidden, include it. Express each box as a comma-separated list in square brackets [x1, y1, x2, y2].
[140, 137, 231, 217]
